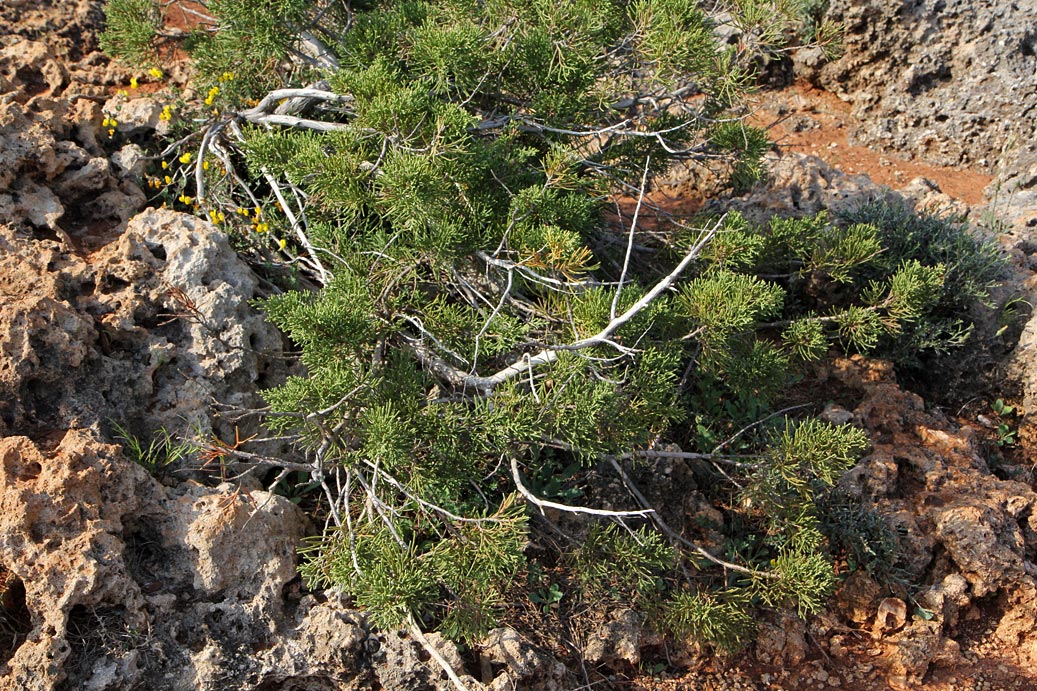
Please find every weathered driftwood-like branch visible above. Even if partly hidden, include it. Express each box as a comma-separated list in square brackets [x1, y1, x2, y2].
[510, 457, 654, 518]
[408, 215, 724, 395]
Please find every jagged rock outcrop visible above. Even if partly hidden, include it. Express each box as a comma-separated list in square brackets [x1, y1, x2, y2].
[0, 209, 287, 445]
[0, 430, 372, 691]
[798, 0, 1037, 196]
[819, 356, 1037, 687]
[0, 37, 145, 244]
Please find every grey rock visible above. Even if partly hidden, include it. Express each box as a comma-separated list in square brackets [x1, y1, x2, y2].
[755, 611, 808, 666]
[53, 156, 111, 198]
[482, 627, 565, 691]
[104, 97, 165, 135]
[0, 179, 64, 229]
[810, 0, 1037, 195]
[0, 429, 380, 691]
[0, 209, 287, 447]
[583, 609, 644, 667]
[704, 152, 888, 223]
[111, 143, 148, 179]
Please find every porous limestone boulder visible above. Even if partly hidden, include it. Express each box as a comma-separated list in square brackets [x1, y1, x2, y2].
[0, 430, 375, 691]
[0, 208, 287, 446]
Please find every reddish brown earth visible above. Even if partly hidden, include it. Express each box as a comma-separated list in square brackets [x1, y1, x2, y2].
[750, 82, 994, 208]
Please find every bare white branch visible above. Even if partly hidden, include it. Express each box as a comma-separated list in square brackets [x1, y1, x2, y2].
[408, 614, 472, 691]
[610, 154, 650, 321]
[606, 457, 768, 577]
[511, 457, 654, 518]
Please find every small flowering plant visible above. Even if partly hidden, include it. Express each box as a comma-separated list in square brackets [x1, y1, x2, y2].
[98, 41, 294, 262]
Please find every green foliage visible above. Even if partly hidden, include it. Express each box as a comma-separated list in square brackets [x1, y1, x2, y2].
[839, 199, 1008, 361]
[191, 0, 315, 98]
[754, 549, 838, 617]
[110, 422, 195, 474]
[818, 488, 902, 583]
[101, 0, 1009, 660]
[573, 523, 676, 598]
[99, 0, 159, 66]
[661, 590, 756, 652]
[992, 398, 1018, 447]
[679, 270, 785, 345]
[709, 122, 771, 192]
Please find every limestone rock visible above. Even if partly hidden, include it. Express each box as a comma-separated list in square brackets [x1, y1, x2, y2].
[823, 356, 1037, 684]
[104, 97, 165, 136]
[755, 611, 808, 666]
[0, 209, 287, 446]
[810, 0, 1037, 195]
[481, 627, 564, 691]
[583, 608, 645, 668]
[0, 431, 367, 691]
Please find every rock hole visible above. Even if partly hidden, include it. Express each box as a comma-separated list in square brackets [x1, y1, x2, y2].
[1021, 31, 1035, 57]
[123, 520, 167, 588]
[20, 378, 60, 429]
[59, 605, 136, 691]
[96, 272, 131, 294]
[145, 242, 168, 262]
[0, 567, 32, 667]
[13, 66, 46, 99]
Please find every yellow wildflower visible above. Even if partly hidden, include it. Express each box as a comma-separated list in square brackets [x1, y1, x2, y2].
[161, 161, 168, 169]
[179, 152, 192, 164]
[116, 89, 128, 98]
[164, 175, 172, 185]
[178, 194, 193, 205]
[149, 67, 163, 79]
[278, 238, 287, 250]
[130, 77, 138, 89]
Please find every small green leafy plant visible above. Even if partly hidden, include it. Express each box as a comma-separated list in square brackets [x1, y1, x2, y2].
[993, 398, 1018, 447]
[530, 583, 565, 614]
[111, 422, 195, 474]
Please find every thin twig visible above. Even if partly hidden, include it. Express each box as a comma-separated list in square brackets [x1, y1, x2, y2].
[408, 613, 471, 691]
[261, 168, 331, 284]
[511, 457, 654, 518]
[606, 457, 768, 577]
[610, 154, 650, 321]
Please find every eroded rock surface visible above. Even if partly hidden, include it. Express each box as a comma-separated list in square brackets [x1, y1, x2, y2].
[0, 430, 377, 691]
[820, 356, 1037, 684]
[0, 36, 144, 244]
[801, 0, 1037, 195]
[0, 209, 286, 445]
